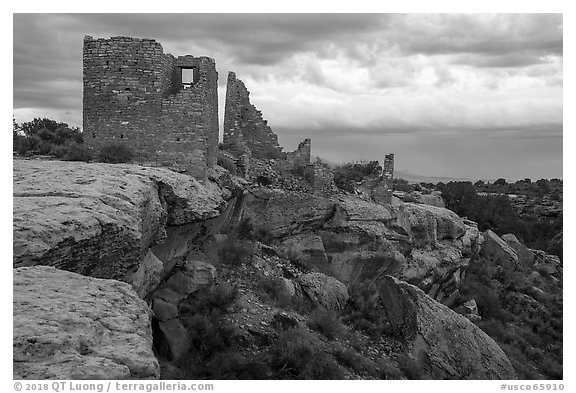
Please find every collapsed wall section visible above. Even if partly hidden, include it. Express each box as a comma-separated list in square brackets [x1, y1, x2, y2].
[286, 138, 311, 166]
[83, 36, 219, 178]
[223, 72, 284, 160]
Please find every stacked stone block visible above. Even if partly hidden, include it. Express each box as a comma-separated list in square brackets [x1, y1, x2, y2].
[83, 36, 218, 178]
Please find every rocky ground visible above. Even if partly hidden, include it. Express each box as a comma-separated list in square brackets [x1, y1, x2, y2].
[13, 158, 562, 380]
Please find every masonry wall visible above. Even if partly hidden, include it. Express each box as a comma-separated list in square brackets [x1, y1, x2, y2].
[83, 36, 218, 178]
[223, 72, 284, 160]
[286, 139, 311, 166]
[371, 153, 395, 204]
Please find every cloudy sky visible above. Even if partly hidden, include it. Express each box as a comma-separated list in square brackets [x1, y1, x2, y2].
[13, 13, 563, 180]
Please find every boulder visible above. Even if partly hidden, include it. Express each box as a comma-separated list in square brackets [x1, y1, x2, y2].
[131, 249, 164, 299]
[13, 159, 226, 294]
[152, 260, 216, 306]
[13, 266, 159, 379]
[243, 188, 335, 238]
[377, 276, 516, 380]
[156, 319, 190, 361]
[501, 234, 534, 267]
[298, 272, 349, 311]
[479, 230, 519, 270]
[396, 203, 467, 248]
[531, 250, 561, 275]
[280, 233, 329, 271]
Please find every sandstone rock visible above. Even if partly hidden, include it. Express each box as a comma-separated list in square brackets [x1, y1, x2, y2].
[400, 245, 464, 289]
[531, 250, 561, 275]
[243, 188, 335, 238]
[501, 234, 534, 267]
[280, 233, 329, 271]
[334, 195, 395, 222]
[131, 249, 164, 299]
[13, 159, 226, 294]
[377, 276, 516, 380]
[480, 230, 519, 270]
[396, 203, 467, 248]
[298, 272, 349, 311]
[458, 222, 481, 257]
[156, 319, 190, 361]
[152, 260, 216, 306]
[152, 298, 179, 321]
[13, 266, 159, 380]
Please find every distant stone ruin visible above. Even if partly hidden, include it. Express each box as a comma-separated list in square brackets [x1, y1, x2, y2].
[82, 36, 394, 202]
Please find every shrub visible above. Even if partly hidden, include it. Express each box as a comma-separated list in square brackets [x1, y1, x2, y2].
[377, 357, 404, 380]
[333, 160, 382, 192]
[307, 308, 345, 340]
[333, 348, 366, 373]
[176, 312, 270, 379]
[237, 218, 254, 239]
[180, 283, 239, 318]
[397, 354, 424, 380]
[97, 142, 133, 163]
[271, 327, 345, 379]
[393, 178, 415, 192]
[218, 155, 237, 174]
[261, 276, 293, 306]
[52, 142, 93, 162]
[236, 218, 273, 244]
[256, 175, 272, 187]
[217, 236, 255, 266]
[205, 352, 271, 379]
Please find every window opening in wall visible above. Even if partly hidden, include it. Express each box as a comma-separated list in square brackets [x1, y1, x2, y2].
[120, 134, 124, 139]
[92, 133, 96, 138]
[180, 67, 198, 88]
[176, 137, 180, 141]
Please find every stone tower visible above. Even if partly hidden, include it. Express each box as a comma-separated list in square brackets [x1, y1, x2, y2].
[83, 36, 218, 178]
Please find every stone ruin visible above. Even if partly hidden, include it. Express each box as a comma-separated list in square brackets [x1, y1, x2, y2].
[82, 36, 394, 203]
[83, 36, 218, 178]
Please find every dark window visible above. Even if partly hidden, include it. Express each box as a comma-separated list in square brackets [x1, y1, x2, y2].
[120, 134, 124, 139]
[176, 137, 180, 142]
[92, 133, 95, 138]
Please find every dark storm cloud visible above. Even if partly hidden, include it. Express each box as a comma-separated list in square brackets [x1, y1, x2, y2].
[13, 13, 387, 111]
[43, 13, 387, 65]
[386, 14, 562, 67]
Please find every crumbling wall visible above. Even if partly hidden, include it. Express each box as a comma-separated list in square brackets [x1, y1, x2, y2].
[311, 162, 336, 196]
[370, 154, 395, 205]
[286, 138, 311, 166]
[223, 72, 284, 160]
[83, 36, 218, 178]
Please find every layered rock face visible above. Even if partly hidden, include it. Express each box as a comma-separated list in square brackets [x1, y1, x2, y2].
[244, 189, 480, 307]
[13, 266, 159, 379]
[13, 159, 226, 297]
